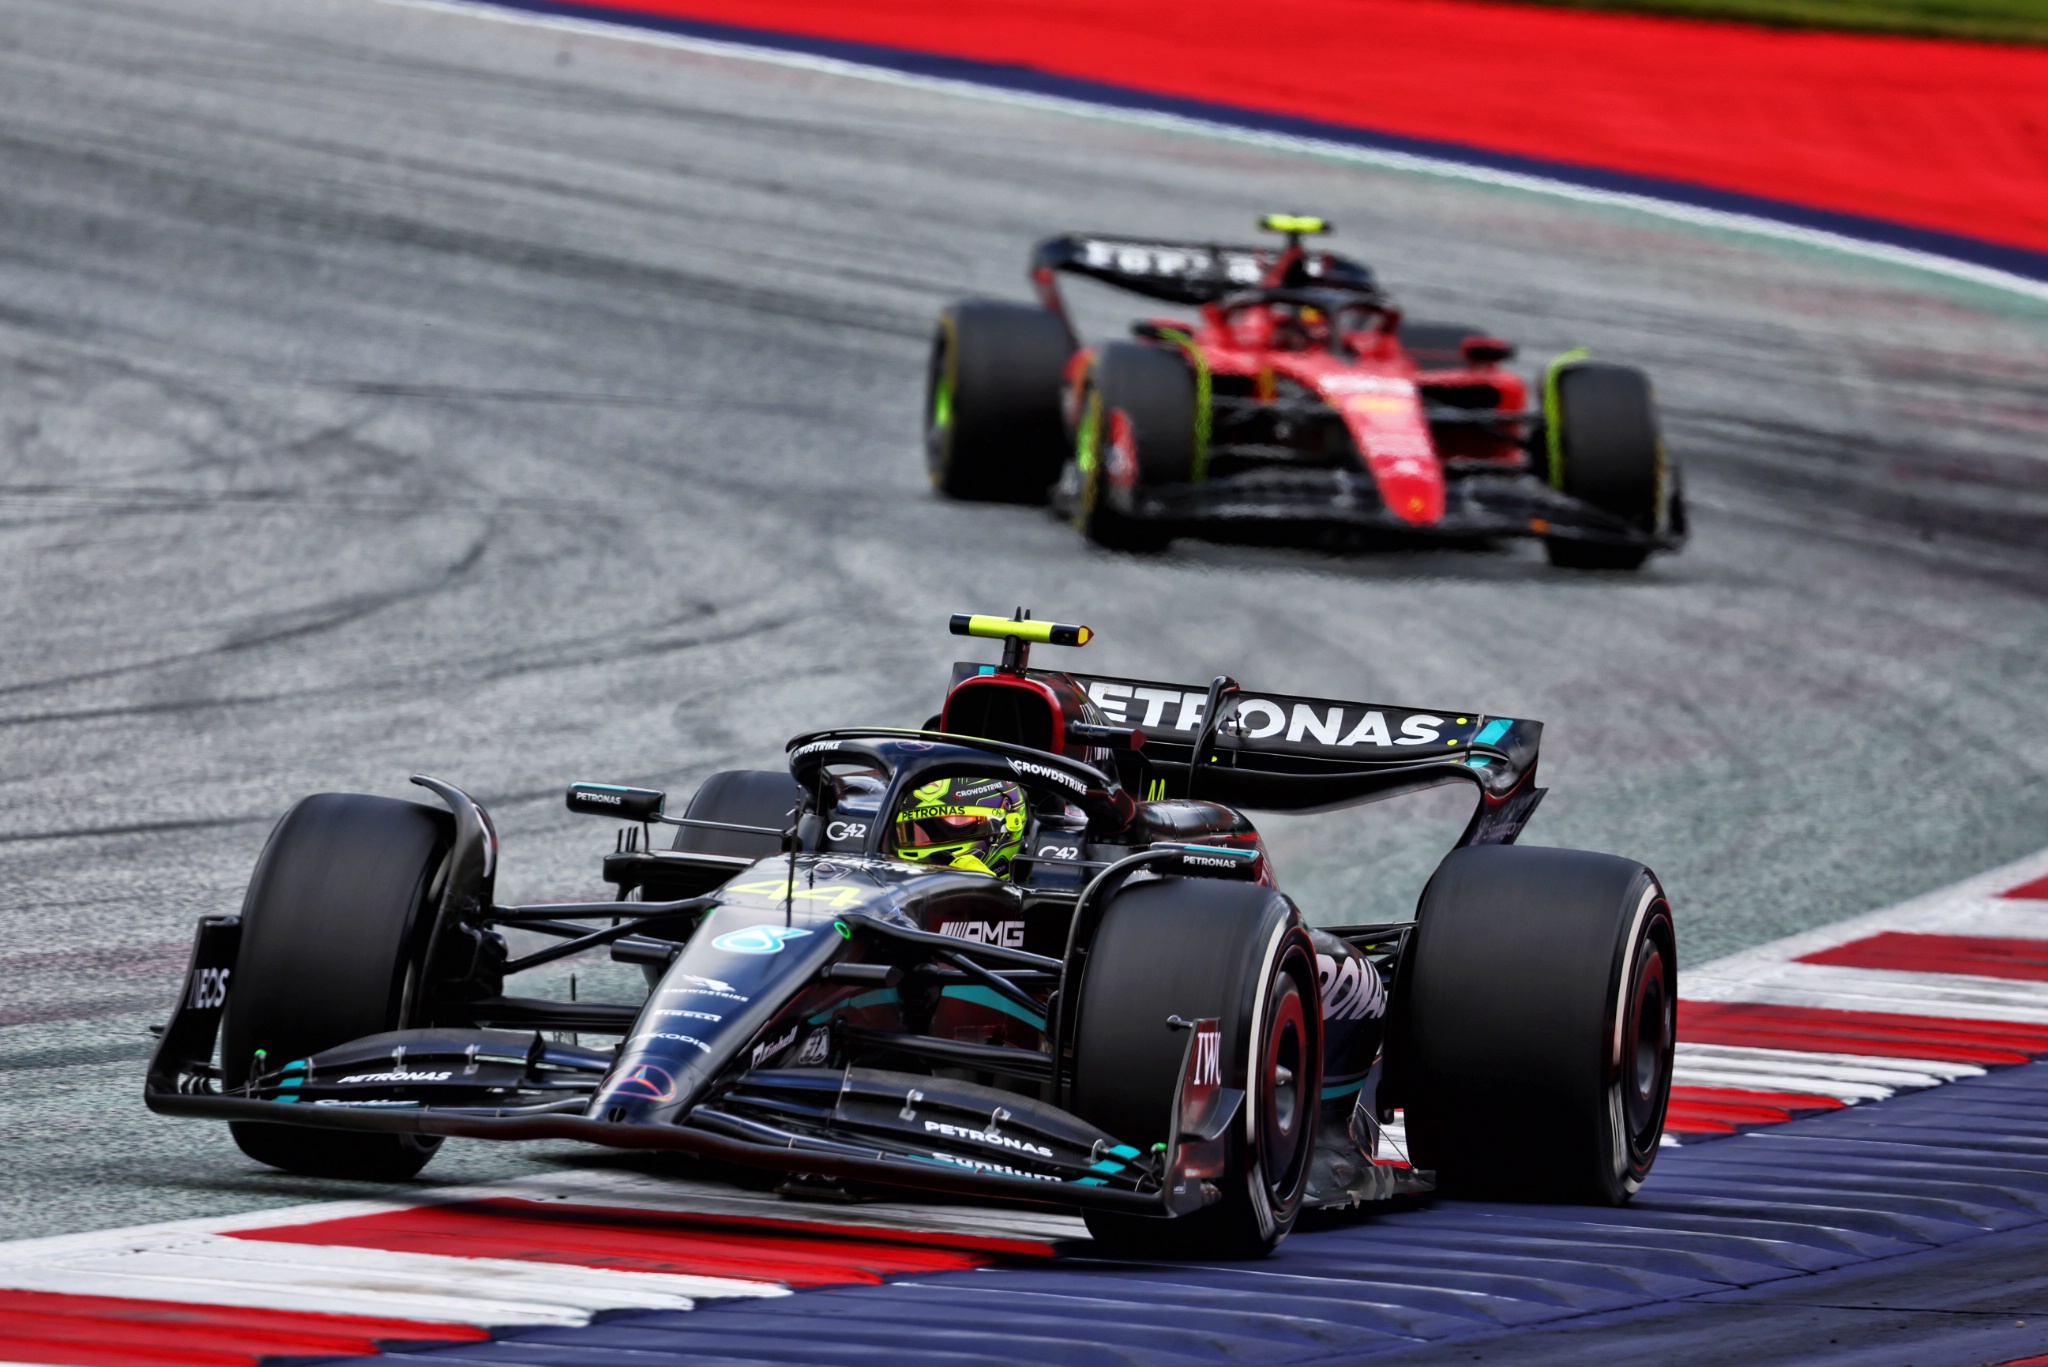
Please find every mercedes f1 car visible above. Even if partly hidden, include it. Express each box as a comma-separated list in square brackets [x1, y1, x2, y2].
[927, 215, 1686, 569]
[148, 613, 1677, 1257]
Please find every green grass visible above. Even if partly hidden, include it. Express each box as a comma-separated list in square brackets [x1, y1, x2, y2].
[1521, 0, 2048, 44]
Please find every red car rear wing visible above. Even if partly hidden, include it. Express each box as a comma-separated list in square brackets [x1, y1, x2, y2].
[1030, 234, 1381, 309]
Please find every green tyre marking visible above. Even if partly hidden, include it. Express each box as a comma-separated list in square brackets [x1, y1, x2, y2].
[1541, 346, 1589, 490]
[928, 314, 957, 489]
[1156, 329, 1212, 482]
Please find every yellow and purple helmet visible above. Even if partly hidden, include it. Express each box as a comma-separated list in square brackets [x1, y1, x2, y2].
[892, 776, 1028, 879]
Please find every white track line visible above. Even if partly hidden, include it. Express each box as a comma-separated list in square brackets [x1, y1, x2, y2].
[1685, 963, 2048, 1024]
[370, 0, 2048, 307]
[0, 1232, 770, 1325]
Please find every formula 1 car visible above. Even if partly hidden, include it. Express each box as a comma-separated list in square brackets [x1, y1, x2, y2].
[926, 216, 1686, 569]
[148, 613, 1677, 1257]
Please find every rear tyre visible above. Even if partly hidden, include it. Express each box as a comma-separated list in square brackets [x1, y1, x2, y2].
[1543, 361, 1669, 570]
[222, 794, 453, 1180]
[927, 301, 1072, 504]
[1393, 845, 1675, 1204]
[1073, 342, 1195, 553]
[1071, 879, 1321, 1258]
[670, 770, 801, 858]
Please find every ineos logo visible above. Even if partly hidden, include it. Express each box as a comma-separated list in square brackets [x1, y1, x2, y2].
[826, 821, 867, 842]
[189, 967, 230, 1010]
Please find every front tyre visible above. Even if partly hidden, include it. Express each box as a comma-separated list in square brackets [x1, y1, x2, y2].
[1070, 879, 1321, 1258]
[1071, 342, 1195, 553]
[927, 300, 1072, 504]
[1394, 845, 1675, 1205]
[221, 793, 453, 1181]
[1542, 360, 1671, 571]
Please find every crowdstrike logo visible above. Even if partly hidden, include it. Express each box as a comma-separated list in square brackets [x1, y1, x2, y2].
[1009, 758, 1086, 794]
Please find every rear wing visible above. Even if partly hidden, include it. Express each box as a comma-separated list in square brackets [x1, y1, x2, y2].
[1080, 671, 1544, 845]
[1031, 235, 1380, 308]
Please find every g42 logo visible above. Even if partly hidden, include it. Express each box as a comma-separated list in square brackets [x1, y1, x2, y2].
[1037, 845, 1080, 860]
[825, 821, 867, 842]
[711, 924, 815, 955]
[188, 967, 230, 1010]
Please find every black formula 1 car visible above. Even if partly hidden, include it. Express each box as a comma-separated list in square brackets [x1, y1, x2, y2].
[149, 613, 1677, 1257]
[926, 215, 1686, 569]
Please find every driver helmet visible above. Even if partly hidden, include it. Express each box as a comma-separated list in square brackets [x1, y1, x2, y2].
[893, 776, 1027, 878]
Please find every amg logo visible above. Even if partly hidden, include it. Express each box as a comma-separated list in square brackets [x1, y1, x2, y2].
[1008, 758, 1086, 794]
[1193, 1025, 1222, 1087]
[924, 1119, 1054, 1158]
[336, 1070, 452, 1085]
[937, 920, 1025, 949]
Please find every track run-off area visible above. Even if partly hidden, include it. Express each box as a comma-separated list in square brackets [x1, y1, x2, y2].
[2, 0, 2048, 1360]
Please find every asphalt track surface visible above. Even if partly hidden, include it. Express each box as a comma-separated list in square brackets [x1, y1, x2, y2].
[2, 0, 2047, 1244]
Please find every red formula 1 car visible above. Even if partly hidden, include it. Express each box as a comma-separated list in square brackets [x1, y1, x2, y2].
[926, 216, 1685, 568]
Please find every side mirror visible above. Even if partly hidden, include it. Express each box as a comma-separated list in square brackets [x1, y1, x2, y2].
[1461, 335, 1516, 365]
[566, 783, 665, 822]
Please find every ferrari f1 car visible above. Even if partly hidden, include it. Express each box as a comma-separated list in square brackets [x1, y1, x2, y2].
[148, 613, 1677, 1257]
[926, 216, 1686, 569]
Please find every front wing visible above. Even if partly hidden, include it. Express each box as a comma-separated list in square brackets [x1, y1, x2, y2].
[1080, 468, 1681, 551]
[145, 915, 1237, 1218]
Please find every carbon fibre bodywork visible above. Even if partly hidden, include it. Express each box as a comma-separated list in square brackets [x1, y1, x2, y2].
[147, 637, 1554, 1223]
[1010, 229, 1686, 556]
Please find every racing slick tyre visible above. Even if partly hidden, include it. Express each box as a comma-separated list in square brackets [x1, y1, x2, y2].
[1072, 342, 1197, 553]
[221, 794, 454, 1181]
[1542, 361, 1669, 571]
[927, 300, 1071, 504]
[670, 769, 800, 859]
[1071, 879, 1321, 1258]
[1392, 845, 1675, 1204]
